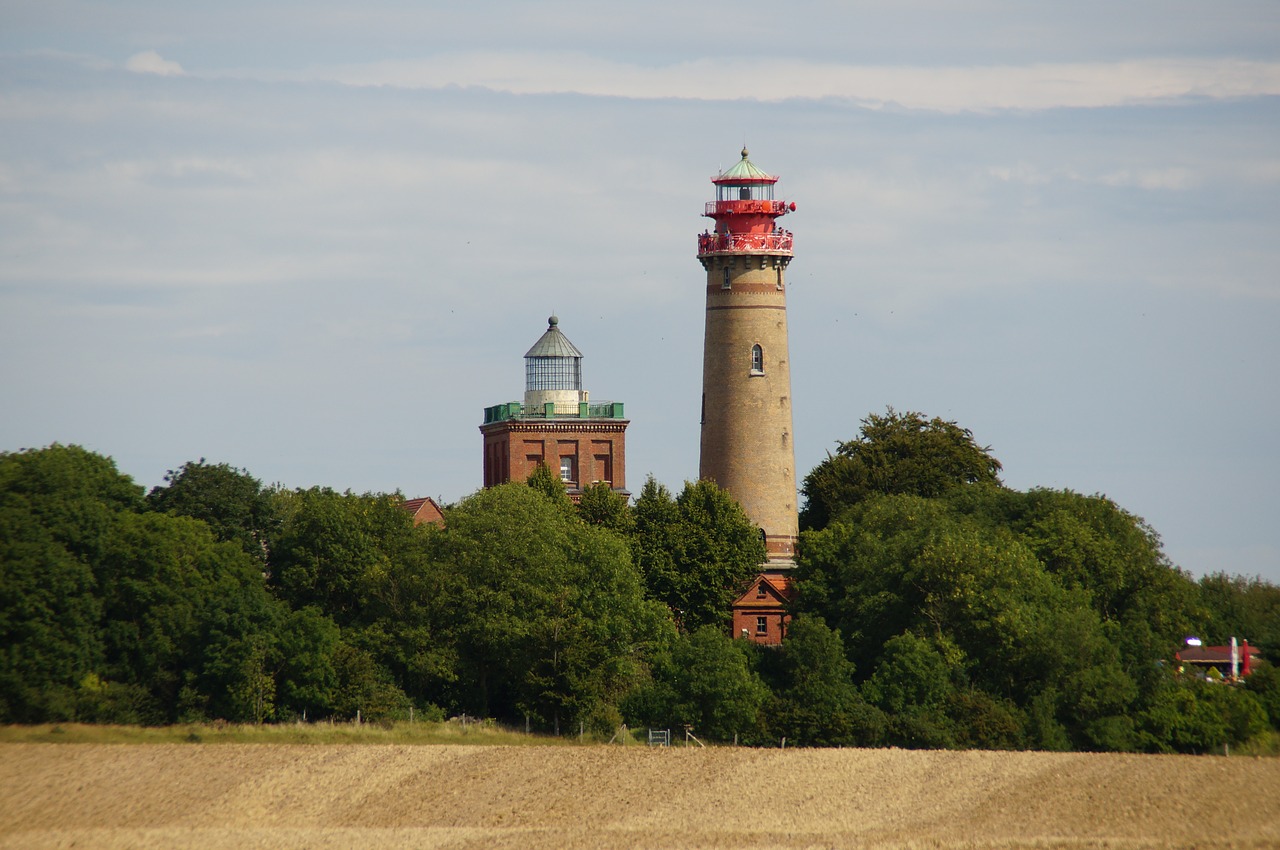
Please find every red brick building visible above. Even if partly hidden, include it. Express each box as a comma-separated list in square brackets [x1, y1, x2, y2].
[400, 496, 444, 527]
[480, 316, 629, 500]
[731, 571, 796, 646]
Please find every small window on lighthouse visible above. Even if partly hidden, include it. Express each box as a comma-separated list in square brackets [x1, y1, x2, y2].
[750, 344, 764, 375]
[722, 267, 731, 290]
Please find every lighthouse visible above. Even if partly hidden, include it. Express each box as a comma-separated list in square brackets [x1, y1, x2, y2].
[480, 316, 629, 500]
[697, 148, 799, 567]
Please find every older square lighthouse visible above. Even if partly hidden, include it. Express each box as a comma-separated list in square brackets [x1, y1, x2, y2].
[480, 316, 629, 500]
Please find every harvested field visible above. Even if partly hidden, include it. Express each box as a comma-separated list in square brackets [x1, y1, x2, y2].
[2, 743, 1278, 849]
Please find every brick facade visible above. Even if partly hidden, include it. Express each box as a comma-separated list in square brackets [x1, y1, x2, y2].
[480, 418, 628, 498]
[400, 496, 444, 527]
[731, 572, 796, 646]
[698, 254, 799, 562]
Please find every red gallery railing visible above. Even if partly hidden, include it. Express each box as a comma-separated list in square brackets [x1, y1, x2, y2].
[697, 230, 794, 255]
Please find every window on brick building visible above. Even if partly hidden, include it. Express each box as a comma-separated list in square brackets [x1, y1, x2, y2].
[559, 456, 575, 483]
[722, 267, 731, 289]
[756, 616, 768, 635]
[750, 344, 763, 374]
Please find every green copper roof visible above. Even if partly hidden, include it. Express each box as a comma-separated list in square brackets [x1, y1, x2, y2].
[715, 147, 777, 183]
[524, 315, 583, 359]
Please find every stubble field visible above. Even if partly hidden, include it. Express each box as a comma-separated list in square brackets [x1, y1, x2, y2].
[3, 742, 1279, 849]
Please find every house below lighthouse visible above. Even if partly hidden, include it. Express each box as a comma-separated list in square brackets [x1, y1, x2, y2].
[480, 315, 629, 500]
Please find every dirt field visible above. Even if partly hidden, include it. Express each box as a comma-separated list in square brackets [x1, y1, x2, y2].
[2, 743, 1278, 849]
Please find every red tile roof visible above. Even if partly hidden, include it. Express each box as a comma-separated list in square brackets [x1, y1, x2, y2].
[400, 496, 444, 527]
[1176, 644, 1261, 664]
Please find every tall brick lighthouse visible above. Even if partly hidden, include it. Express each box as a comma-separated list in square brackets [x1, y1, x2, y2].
[697, 147, 799, 570]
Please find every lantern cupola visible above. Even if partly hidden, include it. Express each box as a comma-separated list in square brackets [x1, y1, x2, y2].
[697, 147, 797, 257]
[523, 314, 585, 412]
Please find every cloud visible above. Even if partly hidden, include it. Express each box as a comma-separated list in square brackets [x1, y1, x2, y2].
[125, 50, 185, 76]
[988, 163, 1200, 190]
[298, 54, 1280, 111]
[1097, 168, 1197, 190]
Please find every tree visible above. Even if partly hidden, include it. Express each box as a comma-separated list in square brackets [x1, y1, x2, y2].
[0, 445, 141, 721]
[576, 482, 634, 535]
[630, 477, 683, 619]
[861, 631, 958, 748]
[630, 477, 765, 632]
[267, 487, 419, 625]
[271, 606, 342, 720]
[625, 626, 768, 743]
[795, 492, 1142, 751]
[800, 408, 1002, 530]
[1136, 670, 1268, 754]
[96, 510, 283, 723]
[1198, 573, 1280, 662]
[526, 462, 573, 509]
[0, 501, 102, 721]
[0, 444, 143, 562]
[765, 616, 885, 747]
[146, 459, 276, 564]
[427, 483, 670, 731]
[0, 445, 311, 725]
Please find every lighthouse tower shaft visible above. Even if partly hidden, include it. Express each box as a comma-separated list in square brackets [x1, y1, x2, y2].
[697, 149, 798, 563]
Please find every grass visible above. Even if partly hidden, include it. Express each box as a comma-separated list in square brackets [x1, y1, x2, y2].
[0, 718, 589, 746]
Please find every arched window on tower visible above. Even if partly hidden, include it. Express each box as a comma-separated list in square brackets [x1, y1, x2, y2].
[750, 344, 764, 375]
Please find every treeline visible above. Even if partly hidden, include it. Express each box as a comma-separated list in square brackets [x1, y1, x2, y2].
[2, 411, 1279, 753]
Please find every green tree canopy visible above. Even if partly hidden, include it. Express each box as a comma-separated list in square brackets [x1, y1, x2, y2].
[630, 477, 765, 632]
[267, 487, 420, 625]
[763, 616, 885, 747]
[146, 459, 276, 563]
[0, 445, 142, 721]
[576, 481, 634, 535]
[800, 408, 1002, 530]
[624, 626, 768, 743]
[1198, 573, 1280, 661]
[427, 483, 672, 731]
[525, 462, 573, 509]
[0, 446, 336, 725]
[796, 492, 1143, 750]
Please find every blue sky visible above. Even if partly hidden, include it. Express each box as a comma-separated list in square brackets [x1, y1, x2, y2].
[3, 1, 1279, 582]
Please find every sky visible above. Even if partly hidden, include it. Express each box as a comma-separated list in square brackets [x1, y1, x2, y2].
[3, 1, 1279, 583]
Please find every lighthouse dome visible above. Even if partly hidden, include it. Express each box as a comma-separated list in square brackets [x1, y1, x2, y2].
[524, 315, 585, 411]
[716, 147, 776, 183]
